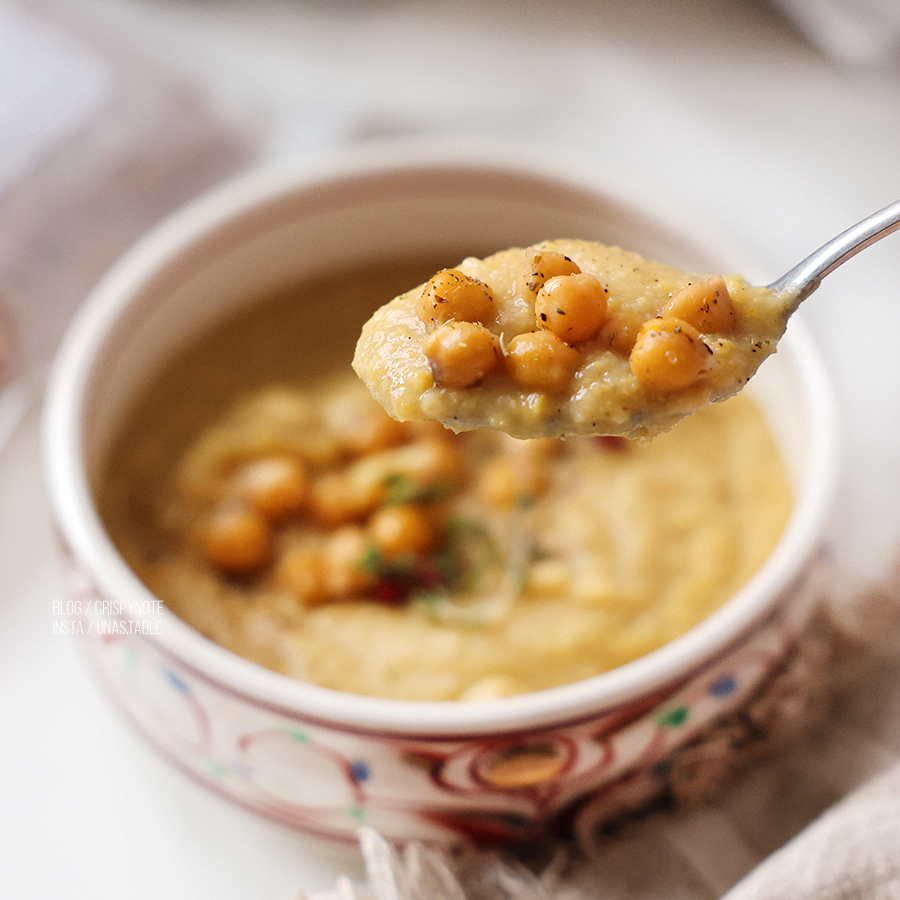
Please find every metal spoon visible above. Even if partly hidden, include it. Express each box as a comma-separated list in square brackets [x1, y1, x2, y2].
[769, 198, 900, 313]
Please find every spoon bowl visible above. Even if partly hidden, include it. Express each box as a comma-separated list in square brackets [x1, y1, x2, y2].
[355, 199, 900, 441]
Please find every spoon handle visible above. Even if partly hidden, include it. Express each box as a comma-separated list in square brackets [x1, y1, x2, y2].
[768, 198, 900, 311]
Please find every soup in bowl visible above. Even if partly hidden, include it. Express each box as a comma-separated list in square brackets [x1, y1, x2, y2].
[42, 142, 838, 845]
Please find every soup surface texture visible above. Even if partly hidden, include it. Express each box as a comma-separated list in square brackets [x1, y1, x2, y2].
[353, 240, 789, 440]
[102, 262, 792, 702]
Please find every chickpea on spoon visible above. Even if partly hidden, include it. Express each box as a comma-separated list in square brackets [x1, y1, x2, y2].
[353, 200, 900, 440]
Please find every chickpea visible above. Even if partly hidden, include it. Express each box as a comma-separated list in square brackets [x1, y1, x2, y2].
[504, 330, 580, 393]
[347, 406, 409, 455]
[517, 249, 581, 296]
[324, 394, 408, 456]
[479, 436, 557, 506]
[629, 316, 713, 392]
[321, 526, 376, 597]
[230, 455, 309, 522]
[416, 268, 494, 330]
[666, 275, 737, 333]
[201, 504, 273, 575]
[423, 321, 500, 388]
[478, 454, 547, 507]
[369, 504, 436, 558]
[478, 457, 519, 507]
[535, 273, 608, 344]
[276, 545, 328, 606]
[596, 306, 647, 355]
[389, 438, 465, 491]
[309, 470, 384, 527]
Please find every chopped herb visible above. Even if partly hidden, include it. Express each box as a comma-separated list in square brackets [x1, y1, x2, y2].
[363, 544, 457, 606]
[363, 517, 498, 607]
[360, 543, 385, 576]
[382, 472, 451, 506]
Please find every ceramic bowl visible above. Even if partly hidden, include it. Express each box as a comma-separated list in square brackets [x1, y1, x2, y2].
[42, 141, 839, 847]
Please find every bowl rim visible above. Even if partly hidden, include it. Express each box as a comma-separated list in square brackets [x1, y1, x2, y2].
[41, 138, 841, 738]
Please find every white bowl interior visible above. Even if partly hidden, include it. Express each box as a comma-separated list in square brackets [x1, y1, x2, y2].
[44, 148, 838, 735]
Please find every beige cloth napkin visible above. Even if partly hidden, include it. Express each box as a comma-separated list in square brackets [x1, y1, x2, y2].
[722, 761, 900, 900]
[719, 580, 900, 899]
[768, 0, 900, 64]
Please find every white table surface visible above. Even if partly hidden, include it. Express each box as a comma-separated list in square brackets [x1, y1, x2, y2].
[2, 1, 900, 898]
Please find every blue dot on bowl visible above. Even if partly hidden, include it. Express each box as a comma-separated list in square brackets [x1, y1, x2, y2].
[709, 673, 737, 698]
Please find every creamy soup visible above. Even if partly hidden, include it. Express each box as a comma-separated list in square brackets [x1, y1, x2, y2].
[101, 259, 792, 702]
[353, 240, 790, 440]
